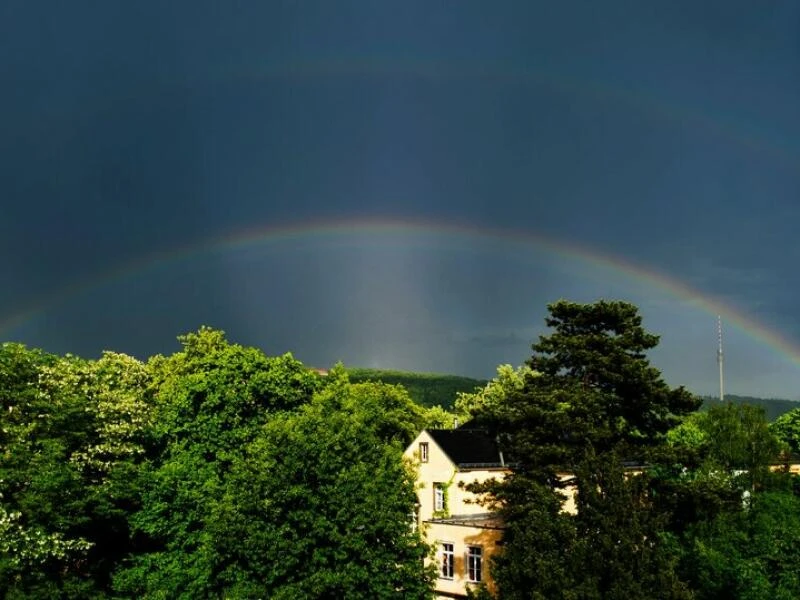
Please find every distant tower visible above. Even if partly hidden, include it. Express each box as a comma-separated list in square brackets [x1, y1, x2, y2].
[717, 315, 724, 402]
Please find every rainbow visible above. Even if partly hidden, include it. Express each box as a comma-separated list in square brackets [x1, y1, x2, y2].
[2, 217, 800, 368]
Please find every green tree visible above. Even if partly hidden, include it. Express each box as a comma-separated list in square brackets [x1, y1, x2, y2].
[669, 404, 782, 490]
[1, 344, 152, 598]
[453, 363, 534, 425]
[771, 406, 800, 454]
[655, 401, 787, 552]
[70, 352, 153, 482]
[421, 404, 458, 429]
[115, 339, 434, 598]
[113, 328, 322, 598]
[680, 490, 800, 600]
[470, 300, 699, 599]
[702, 403, 782, 490]
[317, 367, 429, 446]
[0, 343, 87, 597]
[210, 390, 434, 598]
[524, 300, 698, 455]
[0, 505, 93, 593]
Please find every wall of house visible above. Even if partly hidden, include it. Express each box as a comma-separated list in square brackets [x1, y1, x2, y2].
[558, 472, 578, 514]
[426, 521, 502, 599]
[406, 431, 457, 522]
[405, 431, 581, 598]
[770, 461, 800, 475]
[450, 468, 507, 516]
[405, 431, 509, 522]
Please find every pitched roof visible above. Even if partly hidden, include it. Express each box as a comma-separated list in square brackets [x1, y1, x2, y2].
[427, 428, 505, 468]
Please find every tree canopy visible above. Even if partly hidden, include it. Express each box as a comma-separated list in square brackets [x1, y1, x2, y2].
[1, 329, 434, 599]
[3, 306, 799, 600]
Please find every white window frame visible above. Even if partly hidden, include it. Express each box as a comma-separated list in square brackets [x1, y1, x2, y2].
[433, 482, 445, 512]
[419, 442, 429, 463]
[467, 545, 483, 583]
[439, 542, 454, 579]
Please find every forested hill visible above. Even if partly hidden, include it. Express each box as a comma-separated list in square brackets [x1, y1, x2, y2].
[343, 368, 800, 419]
[700, 395, 800, 421]
[345, 368, 486, 408]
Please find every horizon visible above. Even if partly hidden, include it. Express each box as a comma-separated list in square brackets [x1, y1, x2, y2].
[3, 2, 799, 399]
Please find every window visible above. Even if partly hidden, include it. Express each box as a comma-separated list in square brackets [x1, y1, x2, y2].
[467, 546, 483, 583]
[433, 483, 446, 512]
[419, 442, 429, 463]
[440, 543, 454, 579]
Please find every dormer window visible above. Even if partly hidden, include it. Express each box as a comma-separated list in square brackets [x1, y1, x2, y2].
[419, 442, 429, 463]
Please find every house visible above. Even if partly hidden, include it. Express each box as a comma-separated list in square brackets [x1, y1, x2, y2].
[407, 425, 800, 598]
[403, 428, 611, 598]
[404, 428, 510, 599]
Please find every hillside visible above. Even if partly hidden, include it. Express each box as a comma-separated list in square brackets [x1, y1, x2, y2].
[344, 368, 800, 419]
[699, 395, 800, 421]
[345, 368, 486, 409]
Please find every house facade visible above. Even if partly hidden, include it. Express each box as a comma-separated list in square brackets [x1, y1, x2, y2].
[406, 427, 800, 598]
[405, 428, 509, 599]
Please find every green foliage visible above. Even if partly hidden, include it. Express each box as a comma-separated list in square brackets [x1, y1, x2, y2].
[115, 328, 321, 598]
[669, 404, 783, 495]
[1, 330, 441, 598]
[0, 343, 151, 598]
[421, 404, 459, 429]
[469, 300, 700, 599]
[0, 504, 93, 595]
[5, 307, 798, 600]
[680, 490, 800, 600]
[209, 395, 434, 598]
[431, 470, 456, 519]
[525, 300, 700, 453]
[667, 412, 709, 450]
[568, 454, 692, 600]
[771, 406, 800, 453]
[701, 403, 782, 481]
[345, 367, 485, 409]
[478, 474, 576, 600]
[454, 363, 533, 425]
[72, 351, 153, 481]
[318, 376, 429, 446]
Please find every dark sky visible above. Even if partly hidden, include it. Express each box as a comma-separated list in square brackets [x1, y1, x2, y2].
[2, 1, 800, 398]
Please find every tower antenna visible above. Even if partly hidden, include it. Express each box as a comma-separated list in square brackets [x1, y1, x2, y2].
[717, 315, 724, 402]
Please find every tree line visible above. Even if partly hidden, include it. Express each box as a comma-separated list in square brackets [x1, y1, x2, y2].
[4, 302, 800, 598]
[1, 327, 438, 598]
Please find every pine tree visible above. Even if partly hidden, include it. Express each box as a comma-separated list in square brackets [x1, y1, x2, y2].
[471, 300, 699, 599]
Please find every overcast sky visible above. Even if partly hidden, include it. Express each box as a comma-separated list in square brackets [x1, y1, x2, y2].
[2, 1, 799, 398]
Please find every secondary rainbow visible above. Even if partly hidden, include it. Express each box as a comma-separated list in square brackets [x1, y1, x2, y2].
[2, 217, 799, 368]
[219, 56, 800, 171]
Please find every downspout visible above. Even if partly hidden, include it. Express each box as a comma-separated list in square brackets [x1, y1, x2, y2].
[496, 435, 505, 467]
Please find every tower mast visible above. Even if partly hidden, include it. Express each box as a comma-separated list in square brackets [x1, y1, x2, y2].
[717, 315, 724, 402]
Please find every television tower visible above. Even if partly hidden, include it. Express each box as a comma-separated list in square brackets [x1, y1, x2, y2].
[717, 315, 724, 401]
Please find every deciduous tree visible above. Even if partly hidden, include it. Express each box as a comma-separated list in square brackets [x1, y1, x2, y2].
[113, 328, 322, 598]
[771, 406, 800, 454]
[211, 391, 434, 598]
